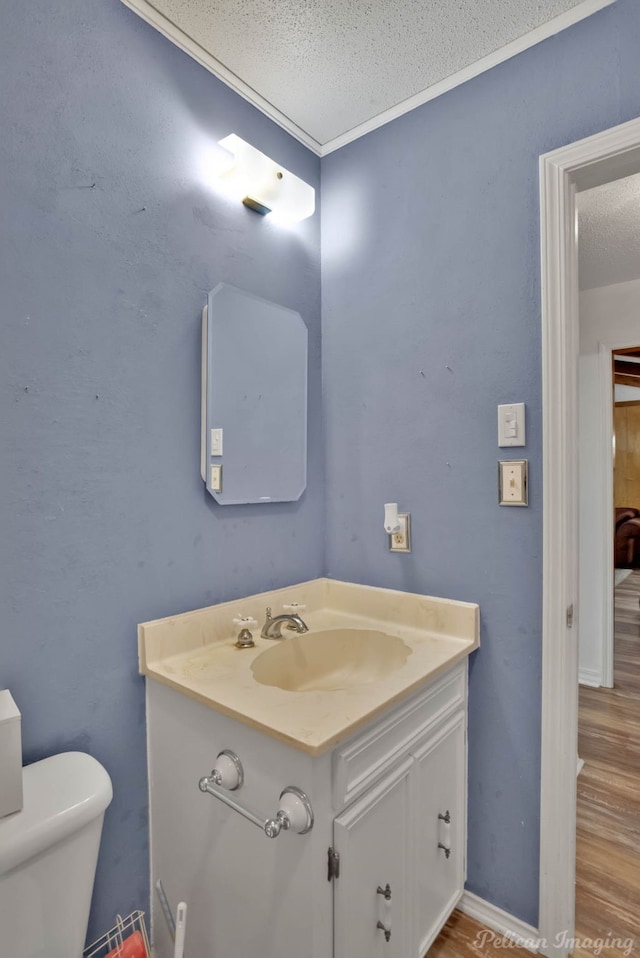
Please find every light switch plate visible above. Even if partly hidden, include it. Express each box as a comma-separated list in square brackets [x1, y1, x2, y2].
[498, 402, 526, 447]
[499, 460, 528, 506]
[210, 427, 223, 457]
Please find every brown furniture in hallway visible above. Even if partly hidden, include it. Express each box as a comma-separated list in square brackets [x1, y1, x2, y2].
[615, 508, 640, 568]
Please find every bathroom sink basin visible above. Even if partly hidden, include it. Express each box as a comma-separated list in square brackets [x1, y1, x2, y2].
[250, 629, 412, 692]
[139, 577, 479, 752]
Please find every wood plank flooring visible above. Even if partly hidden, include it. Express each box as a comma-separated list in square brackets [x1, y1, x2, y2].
[574, 571, 640, 958]
[428, 911, 531, 958]
[427, 574, 640, 958]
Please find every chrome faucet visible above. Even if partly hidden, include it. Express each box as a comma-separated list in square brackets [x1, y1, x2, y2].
[261, 606, 309, 639]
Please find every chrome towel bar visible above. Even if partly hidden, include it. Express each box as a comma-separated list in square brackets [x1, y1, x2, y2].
[198, 751, 313, 839]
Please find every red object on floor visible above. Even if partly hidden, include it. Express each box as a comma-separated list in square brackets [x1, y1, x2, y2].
[104, 930, 146, 958]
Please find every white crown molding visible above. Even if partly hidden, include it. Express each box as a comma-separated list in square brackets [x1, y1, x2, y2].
[119, 0, 323, 155]
[121, 0, 615, 158]
[321, 0, 616, 155]
[459, 890, 540, 952]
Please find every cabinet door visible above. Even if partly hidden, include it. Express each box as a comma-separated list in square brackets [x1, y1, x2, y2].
[412, 711, 466, 956]
[333, 757, 412, 958]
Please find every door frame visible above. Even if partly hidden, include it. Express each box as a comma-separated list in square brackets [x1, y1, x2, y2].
[580, 335, 637, 691]
[539, 115, 640, 956]
[598, 340, 616, 689]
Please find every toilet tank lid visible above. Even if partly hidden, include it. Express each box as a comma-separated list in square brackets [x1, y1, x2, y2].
[0, 751, 113, 876]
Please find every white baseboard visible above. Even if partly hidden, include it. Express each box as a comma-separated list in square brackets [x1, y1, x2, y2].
[459, 890, 540, 952]
[578, 668, 602, 687]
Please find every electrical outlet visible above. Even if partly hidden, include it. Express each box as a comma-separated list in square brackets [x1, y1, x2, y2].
[210, 464, 223, 493]
[389, 514, 411, 553]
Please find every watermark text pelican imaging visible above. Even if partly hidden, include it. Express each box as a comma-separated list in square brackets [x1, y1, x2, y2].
[473, 929, 635, 956]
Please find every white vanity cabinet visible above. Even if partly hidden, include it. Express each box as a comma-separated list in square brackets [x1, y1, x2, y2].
[146, 659, 467, 958]
[333, 758, 413, 958]
[412, 712, 466, 955]
[331, 665, 466, 958]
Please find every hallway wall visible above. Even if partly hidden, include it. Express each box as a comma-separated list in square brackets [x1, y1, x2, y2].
[579, 277, 640, 685]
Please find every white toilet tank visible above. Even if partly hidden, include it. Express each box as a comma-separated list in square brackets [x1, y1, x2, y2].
[0, 751, 113, 958]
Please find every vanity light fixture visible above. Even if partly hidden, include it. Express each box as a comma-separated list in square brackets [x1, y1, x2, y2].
[214, 134, 315, 223]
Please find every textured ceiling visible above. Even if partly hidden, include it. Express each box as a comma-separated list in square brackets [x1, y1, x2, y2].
[578, 173, 640, 291]
[124, 0, 612, 152]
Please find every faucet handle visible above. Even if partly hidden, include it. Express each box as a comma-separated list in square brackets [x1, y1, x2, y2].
[283, 603, 306, 613]
[233, 615, 258, 629]
[234, 616, 257, 649]
[233, 616, 258, 628]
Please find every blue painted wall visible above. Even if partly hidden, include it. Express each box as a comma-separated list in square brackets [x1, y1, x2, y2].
[0, 0, 321, 941]
[321, 0, 640, 927]
[3, 0, 640, 941]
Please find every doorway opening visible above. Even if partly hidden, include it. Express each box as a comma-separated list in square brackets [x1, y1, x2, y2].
[539, 116, 640, 957]
[573, 169, 640, 956]
[575, 337, 640, 955]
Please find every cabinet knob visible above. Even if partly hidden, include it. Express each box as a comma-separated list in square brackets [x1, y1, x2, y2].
[438, 810, 451, 823]
[376, 883, 392, 901]
[376, 920, 391, 942]
[438, 842, 451, 859]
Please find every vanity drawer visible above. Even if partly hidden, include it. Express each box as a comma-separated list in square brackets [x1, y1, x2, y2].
[332, 662, 466, 809]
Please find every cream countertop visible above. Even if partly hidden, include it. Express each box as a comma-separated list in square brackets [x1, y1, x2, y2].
[138, 578, 479, 755]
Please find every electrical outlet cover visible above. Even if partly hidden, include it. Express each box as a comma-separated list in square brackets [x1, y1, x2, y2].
[389, 514, 411, 552]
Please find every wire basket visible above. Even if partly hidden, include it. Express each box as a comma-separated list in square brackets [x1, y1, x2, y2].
[83, 910, 151, 958]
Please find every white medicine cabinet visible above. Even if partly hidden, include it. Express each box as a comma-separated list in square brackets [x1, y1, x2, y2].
[201, 283, 308, 505]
